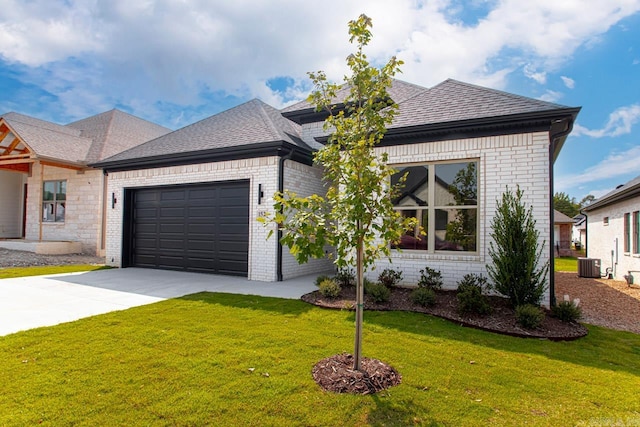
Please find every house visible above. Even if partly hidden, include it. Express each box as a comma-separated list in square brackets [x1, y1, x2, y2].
[582, 174, 640, 282]
[0, 110, 170, 255]
[554, 209, 575, 256]
[93, 79, 580, 307]
[572, 213, 586, 249]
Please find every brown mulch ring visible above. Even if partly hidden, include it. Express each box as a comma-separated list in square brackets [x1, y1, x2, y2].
[301, 286, 588, 341]
[312, 353, 402, 394]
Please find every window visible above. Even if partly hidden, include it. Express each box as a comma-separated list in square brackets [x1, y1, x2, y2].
[624, 213, 631, 253]
[391, 161, 477, 252]
[633, 211, 639, 254]
[604, 216, 609, 226]
[43, 180, 66, 222]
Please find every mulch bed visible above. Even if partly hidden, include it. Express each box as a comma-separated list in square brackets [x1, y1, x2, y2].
[312, 353, 402, 394]
[301, 286, 588, 341]
[303, 285, 587, 394]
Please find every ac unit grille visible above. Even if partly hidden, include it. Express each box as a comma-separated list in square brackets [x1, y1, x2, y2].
[577, 258, 601, 278]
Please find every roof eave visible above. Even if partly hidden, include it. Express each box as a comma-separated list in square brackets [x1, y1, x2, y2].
[583, 183, 640, 212]
[91, 140, 314, 173]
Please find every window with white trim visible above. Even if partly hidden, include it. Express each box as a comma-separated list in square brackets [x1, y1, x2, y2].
[391, 160, 478, 252]
[43, 180, 66, 222]
[633, 211, 639, 254]
[624, 212, 631, 253]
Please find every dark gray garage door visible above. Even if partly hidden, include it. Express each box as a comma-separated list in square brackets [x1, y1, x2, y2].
[128, 181, 249, 276]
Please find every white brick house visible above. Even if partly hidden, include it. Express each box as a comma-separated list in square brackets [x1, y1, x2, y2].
[582, 175, 640, 282]
[0, 110, 170, 255]
[94, 79, 580, 307]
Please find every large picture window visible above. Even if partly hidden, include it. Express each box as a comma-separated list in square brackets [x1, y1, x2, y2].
[43, 180, 66, 222]
[391, 161, 478, 252]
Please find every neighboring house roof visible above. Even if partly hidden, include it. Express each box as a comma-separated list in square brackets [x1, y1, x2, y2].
[0, 109, 171, 169]
[582, 174, 640, 212]
[554, 209, 575, 224]
[573, 214, 586, 227]
[281, 79, 427, 117]
[94, 99, 313, 171]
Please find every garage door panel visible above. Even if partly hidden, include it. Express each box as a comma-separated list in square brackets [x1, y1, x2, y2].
[130, 181, 249, 276]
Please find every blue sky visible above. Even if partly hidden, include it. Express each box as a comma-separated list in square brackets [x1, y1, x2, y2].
[1, 0, 639, 202]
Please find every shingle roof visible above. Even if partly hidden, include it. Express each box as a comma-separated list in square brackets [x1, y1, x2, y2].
[281, 79, 427, 114]
[583, 174, 640, 212]
[389, 79, 574, 129]
[554, 209, 575, 224]
[1, 112, 92, 163]
[100, 99, 310, 164]
[0, 109, 170, 165]
[67, 109, 171, 163]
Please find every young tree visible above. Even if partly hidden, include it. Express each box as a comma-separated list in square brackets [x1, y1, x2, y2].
[266, 14, 415, 371]
[487, 186, 549, 307]
[553, 192, 579, 217]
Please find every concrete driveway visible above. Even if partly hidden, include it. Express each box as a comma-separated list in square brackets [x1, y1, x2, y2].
[0, 268, 320, 336]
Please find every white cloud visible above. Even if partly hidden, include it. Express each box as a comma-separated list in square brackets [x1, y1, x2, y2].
[573, 104, 640, 138]
[560, 76, 575, 89]
[1, 0, 640, 121]
[555, 145, 640, 191]
[538, 90, 563, 103]
[524, 65, 547, 84]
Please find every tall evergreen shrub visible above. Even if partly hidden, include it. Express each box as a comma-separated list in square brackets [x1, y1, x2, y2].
[487, 186, 549, 306]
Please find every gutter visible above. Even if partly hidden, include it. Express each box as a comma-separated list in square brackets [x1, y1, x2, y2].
[276, 147, 295, 281]
[548, 117, 575, 307]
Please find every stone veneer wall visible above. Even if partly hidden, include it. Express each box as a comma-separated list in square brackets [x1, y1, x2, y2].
[104, 157, 281, 282]
[24, 162, 104, 254]
[586, 198, 640, 281]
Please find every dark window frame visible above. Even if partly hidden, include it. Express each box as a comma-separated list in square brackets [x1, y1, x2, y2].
[42, 180, 66, 223]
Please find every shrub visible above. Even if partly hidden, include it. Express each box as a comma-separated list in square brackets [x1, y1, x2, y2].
[314, 274, 331, 287]
[318, 279, 341, 298]
[334, 269, 355, 287]
[487, 186, 549, 307]
[417, 267, 443, 290]
[367, 283, 391, 303]
[378, 268, 403, 288]
[411, 287, 436, 307]
[552, 301, 582, 323]
[456, 273, 492, 316]
[515, 304, 544, 329]
[362, 278, 376, 294]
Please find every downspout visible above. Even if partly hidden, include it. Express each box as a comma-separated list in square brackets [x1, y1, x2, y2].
[549, 117, 575, 307]
[276, 147, 294, 282]
[581, 210, 588, 258]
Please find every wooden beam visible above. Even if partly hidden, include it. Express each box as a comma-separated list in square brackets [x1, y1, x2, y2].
[0, 163, 29, 173]
[39, 160, 85, 171]
[2, 136, 24, 155]
[0, 153, 32, 160]
[0, 158, 35, 166]
[0, 124, 9, 144]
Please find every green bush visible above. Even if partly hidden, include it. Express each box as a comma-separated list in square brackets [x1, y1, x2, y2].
[552, 300, 582, 322]
[314, 275, 331, 287]
[378, 268, 403, 288]
[418, 267, 443, 290]
[487, 186, 549, 307]
[456, 273, 492, 316]
[334, 269, 355, 287]
[411, 287, 436, 307]
[515, 304, 544, 329]
[318, 279, 341, 298]
[362, 278, 376, 294]
[367, 283, 391, 303]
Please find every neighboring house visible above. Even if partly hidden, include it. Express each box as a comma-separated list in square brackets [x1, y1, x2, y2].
[572, 213, 586, 249]
[93, 79, 580, 307]
[582, 175, 640, 281]
[554, 209, 574, 256]
[0, 110, 170, 254]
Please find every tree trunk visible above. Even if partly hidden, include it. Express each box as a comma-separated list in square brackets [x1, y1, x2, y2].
[353, 237, 364, 371]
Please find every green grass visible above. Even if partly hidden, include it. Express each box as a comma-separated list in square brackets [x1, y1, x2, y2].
[1, 293, 639, 426]
[0, 264, 108, 279]
[555, 257, 578, 272]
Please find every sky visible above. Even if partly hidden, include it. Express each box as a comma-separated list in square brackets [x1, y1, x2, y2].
[1, 0, 639, 202]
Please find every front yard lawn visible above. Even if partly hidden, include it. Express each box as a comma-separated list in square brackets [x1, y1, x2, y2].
[555, 256, 578, 272]
[1, 292, 638, 426]
[0, 264, 108, 279]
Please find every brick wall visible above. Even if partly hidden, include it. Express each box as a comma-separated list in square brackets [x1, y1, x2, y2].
[586, 198, 640, 280]
[281, 160, 335, 279]
[105, 157, 280, 282]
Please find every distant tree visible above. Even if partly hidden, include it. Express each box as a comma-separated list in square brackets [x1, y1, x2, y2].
[578, 194, 595, 209]
[553, 192, 579, 217]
